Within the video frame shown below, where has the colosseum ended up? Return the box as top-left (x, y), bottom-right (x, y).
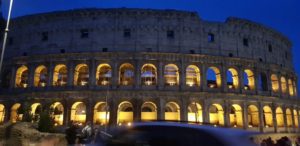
top-left (0, 8), bottom-right (298, 133)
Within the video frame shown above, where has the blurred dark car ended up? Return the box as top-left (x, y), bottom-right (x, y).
top-left (105, 122), bottom-right (257, 146)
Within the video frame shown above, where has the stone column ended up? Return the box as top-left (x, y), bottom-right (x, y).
top-left (10, 65), bottom-right (17, 88)
top-left (63, 99), bottom-right (71, 126)
top-left (180, 62), bottom-right (186, 90)
top-left (272, 104), bottom-right (278, 133)
top-left (291, 107), bottom-right (296, 130)
top-left (112, 61), bottom-right (119, 89)
top-left (266, 70), bottom-right (272, 95)
top-left (203, 100), bottom-right (210, 124)
top-left (278, 73), bottom-right (283, 97)
top-left (221, 65), bottom-right (228, 92)
top-left (243, 102), bottom-right (248, 130)
top-left (258, 103), bottom-right (264, 132)
top-left (86, 98), bottom-right (93, 124)
top-left (89, 59), bottom-right (96, 88)
top-left (4, 105), bottom-right (10, 122)
top-left (254, 69), bottom-right (260, 94)
top-left (238, 67), bottom-right (244, 93)
top-left (283, 106), bottom-right (288, 132)
top-left (28, 64), bottom-right (35, 88)
top-left (158, 61), bottom-right (164, 89)
top-left (67, 61), bottom-right (74, 87)
top-left (180, 97), bottom-right (187, 121)
top-left (157, 98), bottom-right (165, 120)
top-left (108, 98), bottom-right (118, 126)
top-left (47, 62), bottom-right (54, 87)
top-left (201, 65), bottom-right (207, 91)
top-left (133, 99), bottom-right (141, 122)
top-left (134, 60), bottom-right (141, 89)
top-left (224, 101), bottom-right (230, 127)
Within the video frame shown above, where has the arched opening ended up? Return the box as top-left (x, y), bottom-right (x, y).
top-left (186, 65), bottom-right (200, 87)
top-left (31, 103), bottom-right (42, 122)
top-left (230, 104), bottom-right (243, 127)
top-left (96, 64), bottom-right (112, 86)
top-left (244, 69), bottom-right (255, 90)
top-left (288, 79), bottom-right (294, 96)
top-left (164, 64), bottom-right (179, 86)
top-left (294, 109), bottom-right (299, 127)
top-left (209, 104), bottom-right (224, 126)
top-left (93, 102), bottom-right (109, 125)
top-left (248, 105), bottom-right (259, 127)
top-left (0, 104), bottom-right (5, 124)
top-left (187, 102), bottom-right (202, 123)
top-left (207, 67), bottom-right (221, 88)
top-left (258, 73), bottom-right (268, 91)
top-left (263, 106), bottom-right (273, 127)
top-left (70, 102), bottom-right (86, 125)
top-left (117, 101), bottom-right (133, 124)
top-left (15, 66), bottom-right (29, 88)
top-left (227, 68), bottom-right (239, 89)
top-left (74, 64), bottom-right (89, 86)
top-left (119, 63), bottom-right (134, 86)
top-left (286, 108), bottom-right (293, 127)
top-left (281, 77), bottom-right (287, 94)
top-left (50, 102), bottom-right (64, 126)
top-left (275, 107), bottom-right (284, 127)
top-left (34, 65), bottom-right (48, 87)
top-left (271, 74), bottom-right (279, 92)
top-left (10, 103), bottom-right (21, 123)
top-left (294, 81), bottom-right (297, 96)
top-left (165, 102), bottom-right (180, 121)
top-left (141, 64), bottom-right (157, 86)
top-left (141, 102), bottom-right (157, 121)
top-left (53, 64), bottom-right (67, 86)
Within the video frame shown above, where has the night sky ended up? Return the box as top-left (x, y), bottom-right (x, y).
top-left (2, 0), bottom-right (300, 92)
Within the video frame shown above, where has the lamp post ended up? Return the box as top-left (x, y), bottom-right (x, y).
top-left (0, 0), bottom-right (14, 82)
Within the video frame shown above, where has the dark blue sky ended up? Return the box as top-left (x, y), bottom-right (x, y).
top-left (2, 0), bottom-right (300, 91)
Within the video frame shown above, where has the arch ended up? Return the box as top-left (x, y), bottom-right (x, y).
top-left (207, 67), bottom-right (221, 88)
top-left (15, 66), bottom-right (29, 88)
top-left (230, 104), bottom-right (243, 127)
top-left (294, 109), bottom-right (299, 127)
top-left (186, 65), bottom-right (200, 87)
top-left (117, 101), bottom-right (133, 124)
top-left (286, 108), bottom-right (293, 127)
top-left (244, 69), bottom-right (255, 90)
top-left (141, 64), bottom-right (157, 86)
top-left (164, 64), bottom-right (179, 86)
top-left (74, 64), bottom-right (89, 86)
top-left (288, 79), bottom-right (294, 96)
top-left (53, 64), bottom-right (67, 86)
top-left (263, 106), bottom-right (273, 127)
top-left (50, 102), bottom-right (64, 126)
top-left (0, 104), bottom-right (5, 124)
top-left (165, 102), bottom-right (180, 121)
top-left (247, 105), bottom-right (259, 127)
top-left (293, 81), bottom-right (297, 96)
top-left (31, 103), bottom-right (42, 122)
top-left (275, 107), bottom-right (284, 127)
top-left (281, 77), bottom-right (287, 93)
top-left (96, 64), bottom-right (112, 86)
top-left (119, 63), bottom-right (134, 86)
top-left (271, 74), bottom-right (279, 92)
top-left (187, 102), bottom-right (202, 123)
top-left (227, 68), bottom-right (239, 89)
top-left (209, 104), bottom-right (224, 126)
top-left (259, 72), bottom-right (268, 91)
top-left (70, 102), bottom-right (86, 125)
top-left (34, 65), bottom-right (48, 87)
top-left (93, 102), bottom-right (109, 125)
top-left (141, 102), bottom-right (157, 121)
top-left (10, 103), bottom-right (21, 123)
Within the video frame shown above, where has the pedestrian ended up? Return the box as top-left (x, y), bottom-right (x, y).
top-left (79, 121), bottom-right (93, 144)
top-left (65, 121), bottom-right (78, 145)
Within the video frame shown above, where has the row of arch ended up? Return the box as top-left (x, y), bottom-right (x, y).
top-left (14, 63), bottom-right (297, 96)
top-left (0, 102), bottom-right (298, 129)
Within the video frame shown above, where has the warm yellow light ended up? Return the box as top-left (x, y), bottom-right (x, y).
top-left (118, 123), bottom-right (122, 126)
top-left (265, 125), bottom-right (269, 128)
top-left (214, 124), bottom-right (217, 127)
top-left (122, 81), bottom-right (129, 85)
top-left (234, 124), bottom-right (237, 127)
top-left (228, 85), bottom-right (233, 89)
top-left (209, 84), bottom-right (215, 88)
top-left (41, 82), bottom-right (46, 87)
top-left (127, 122), bottom-right (132, 126)
top-left (187, 82), bottom-right (194, 87)
top-left (23, 83), bottom-right (28, 88)
top-left (81, 81), bottom-right (88, 86)
top-left (244, 86), bottom-right (249, 90)
top-left (101, 80), bottom-right (109, 85)
top-left (144, 81), bottom-right (152, 85)
top-left (248, 125), bottom-right (253, 128)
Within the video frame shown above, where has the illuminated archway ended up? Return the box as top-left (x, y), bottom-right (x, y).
top-left (244, 69), bottom-right (255, 90)
top-left (271, 74), bottom-right (279, 92)
top-left (230, 104), bottom-right (243, 127)
top-left (141, 64), bottom-right (157, 86)
top-left (186, 65), bottom-right (200, 87)
top-left (227, 68), bottom-right (239, 89)
top-left (50, 102), bottom-right (64, 126)
top-left (93, 102), bottom-right (109, 125)
top-left (0, 104), bottom-right (5, 124)
top-left (263, 106), bottom-right (273, 127)
top-left (275, 107), bottom-right (284, 127)
top-left (281, 77), bottom-right (287, 93)
top-left (141, 102), bottom-right (157, 121)
top-left (165, 102), bottom-right (180, 121)
top-left (248, 105), bottom-right (259, 127)
top-left (288, 79), bottom-right (294, 96)
top-left (96, 64), bottom-right (112, 86)
top-left (294, 109), bottom-right (299, 127)
top-left (10, 103), bottom-right (21, 123)
top-left (187, 102), bottom-right (202, 123)
top-left (207, 67), bottom-right (221, 88)
top-left (209, 104), bottom-right (224, 126)
top-left (164, 64), bottom-right (179, 86)
top-left (117, 101), bottom-right (133, 124)
top-left (15, 66), bottom-right (29, 88)
top-left (119, 63), bottom-right (134, 86)
top-left (70, 102), bottom-right (86, 125)
top-left (53, 64), bottom-right (67, 86)
top-left (258, 73), bottom-right (268, 91)
top-left (286, 108), bottom-right (293, 127)
top-left (74, 64), bottom-right (89, 86)
top-left (34, 65), bottom-right (48, 87)
top-left (31, 103), bottom-right (42, 122)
